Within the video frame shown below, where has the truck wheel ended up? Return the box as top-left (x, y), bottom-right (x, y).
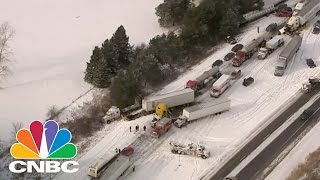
top-left (201, 155), bottom-right (207, 159)
top-left (107, 120), bottom-right (111, 124)
top-left (171, 150), bottom-right (177, 154)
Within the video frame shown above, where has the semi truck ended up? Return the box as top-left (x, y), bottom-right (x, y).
top-left (87, 153), bottom-right (132, 179)
top-left (142, 88), bottom-right (195, 112)
top-left (210, 74), bottom-right (231, 98)
top-left (169, 141), bottom-right (210, 159)
top-left (274, 35), bottom-right (302, 76)
top-left (283, 0), bottom-right (320, 32)
top-left (231, 31), bottom-right (274, 66)
top-left (103, 96), bottom-right (142, 123)
top-left (174, 98), bottom-right (231, 128)
top-left (186, 66), bottom-right (221, 91)
top-left (257, 36), bottom-right (285, 59)
top-left (150, 117), bottom-right (173, 138)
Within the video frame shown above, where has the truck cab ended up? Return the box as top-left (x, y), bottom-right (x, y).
top-left (150, 117), bottom-right (172, 138)
top-left (103, 106), bottom-right (121, 124)
top-left (257, 48), bottom-right (268, 59)
top-left (231, 51), bottom-right (246, 67)
top-left (274, 58), bottom-right (287, 76)
top-left (174, 116), bottom-right (187, 128)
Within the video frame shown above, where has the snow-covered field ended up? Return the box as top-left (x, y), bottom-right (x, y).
top-left (266, 121), bottom-right (320, 180)
top-left (0, 0), bottom-right (165, 143)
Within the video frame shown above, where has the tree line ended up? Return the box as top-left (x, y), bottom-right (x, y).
top-left (84, 0), bottom-right (263, 108)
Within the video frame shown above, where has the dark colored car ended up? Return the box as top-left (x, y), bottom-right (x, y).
top-left (212, 60), bottom-right (223, 67)
top-left (231, 69), bottom-right (241, 80)
top-left (243, 77), bottom-right (254, 86)
top-left (301, 109), bottom-right (314, 120)
top-left (306, 58), bottom-right (316, 68)
top-left (224, 52), bottom-right (235, 61)
top-left (231, 44), bottom-right (244, 52)
top-left (226, 36), bottom-right (237, 44)
top-left (266, 23), bottom-right (278, 32)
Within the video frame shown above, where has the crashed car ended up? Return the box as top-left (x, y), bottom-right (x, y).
top-left (231, 44), bottom-right (244, 52)
top-left (243, 77), bottom-right (254, 86)
top-left (212, 59), bottom-right (223, 67)
top-left (224, 52), bottom-right (235, 61)
top-left (301, 109), bottom-right (314, 120)
top-left (306, 58), bottom-right (316, 68)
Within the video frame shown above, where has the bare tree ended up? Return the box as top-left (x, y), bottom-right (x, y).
top-left (46, 105), bottom-right (61, 120)
top-left (0, 22), bottom-right (15, 81)
top-left (11, 121), bottom-right (22, 142)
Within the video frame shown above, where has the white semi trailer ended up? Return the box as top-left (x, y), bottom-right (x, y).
top-left (274, 35), bottom-right (302, 76)
top-left (257, 36), bottom-right (284, 59)
top-left (174, 98), bottom-right (231, 128)
top-left (210, 74), bottom-right (231, 97)
top-left (142, 88), bottom-right (195, 112)
top-left (284, 0), bottom-right (320, 32)
top-left (87, 153), bottom-right (132, 179)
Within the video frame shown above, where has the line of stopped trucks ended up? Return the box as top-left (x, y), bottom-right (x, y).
top-left (102, 0), bottom-right (320, 141)
top-left (88, 1), bottom-right (320, 179)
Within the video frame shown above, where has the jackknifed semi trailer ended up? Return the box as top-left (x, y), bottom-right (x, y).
top-left (142, 88), bottom-right (195, 112)
top-left (174, 98), bottom-right (231, 128)
top-left (274, 35), bottom-right (302, 76)
top-left (282, 0), bottom-right (320, 33)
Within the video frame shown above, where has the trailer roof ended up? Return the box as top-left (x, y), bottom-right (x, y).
top-left (279, 35), bottom-right (302, 58)
top-left (144, 88), bottom-right (194, 102)
top-left (298, 0), bottom-right (320, 17)
top-left (212, 74), bottom-right (230, 88)
top-left (89, 152), bottom-right (117, 170)
top-left (184, 98), bottom-right (230, 113)
top-left (267, 35), bottom-right (283, 45)
top-left (156, 117), bottom-right (172, 126)
top-left (195, 66), bottom-right (219, 82)
top-left (100, 155), bottom-right (130, 179)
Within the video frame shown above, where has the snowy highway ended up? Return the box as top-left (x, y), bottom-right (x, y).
top-left (51, 1), bottom-right (320, 180)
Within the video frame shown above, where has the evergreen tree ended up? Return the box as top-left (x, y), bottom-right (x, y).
top-left (156, 0), bottom-right (193, 27)
top-left (110, 70), bottom-right (142, 108)
top-left (84, 46), bottom-right (102, 84)
top-left (218, 5), bottom-right (242, 37)
top-left (110, 25), bottom-right (131, 69)
top-left (101, 39), bottom-right (116, 75)
top-left (84, 46), bottom-right (112, 88)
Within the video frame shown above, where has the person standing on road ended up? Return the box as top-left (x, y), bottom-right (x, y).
top-left (130, 126), bottom-right (131, 132)
top-left (143, 125), bottom-right (146, 131)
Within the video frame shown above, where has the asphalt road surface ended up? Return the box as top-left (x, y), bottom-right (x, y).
top-left (206, 89), bottom-right (319, 180)
top-left (236, 95), bottom-right (320, 180)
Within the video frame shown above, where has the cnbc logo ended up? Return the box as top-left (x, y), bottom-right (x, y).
top-left (9, 120), bottom-right (79, 173)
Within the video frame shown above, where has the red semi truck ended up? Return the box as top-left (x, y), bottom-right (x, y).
top-left (150, 117), bottom-right (172, 138)
top-left (231, 31), bottom-right (274, 67)
top-left (186, 66), bottom-right (221, 91)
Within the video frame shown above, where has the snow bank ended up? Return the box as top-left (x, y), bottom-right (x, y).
top-left (0, 0), bottom-right (165, 142)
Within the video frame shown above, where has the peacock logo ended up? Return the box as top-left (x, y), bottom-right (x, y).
top-left (10, 120), bottom-right (77, 159)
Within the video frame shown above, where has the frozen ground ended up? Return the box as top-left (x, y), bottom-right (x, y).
top-left (0, 0), bottom-right (165, 143)
top-left (265, 121), bottom-right (320, 180)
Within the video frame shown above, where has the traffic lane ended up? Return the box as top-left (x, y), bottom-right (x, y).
top-left (209, 90), bottom-right (318, 180)
top-left (236, 95), bottom-right (320, 180)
